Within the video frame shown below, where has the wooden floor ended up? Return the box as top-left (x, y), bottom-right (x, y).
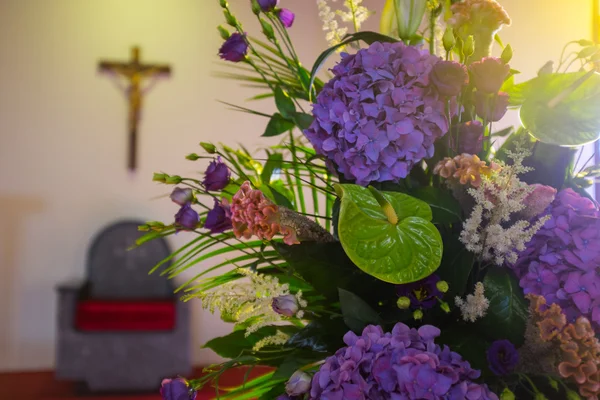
top-left (0, 367), bottom-right (271, 400)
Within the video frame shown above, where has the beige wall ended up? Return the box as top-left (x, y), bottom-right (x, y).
top-left (0, 0), bottom-right (593, 371)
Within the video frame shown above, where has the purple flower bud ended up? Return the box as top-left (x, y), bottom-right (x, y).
top-left (276, 396), bottom-right (292, 400)
top-left (474, 91), bottom-right (509, 122)
top-left (285, 370), bottom-right (311, 396)
top-left (170, 187), bottom-right (193, 206)
top-left (160, 378), bottom-right (196, 400)
top-left (203, 157), bottom-right (230, 191)
top-left (272, 294), bottom-right (299, 317)
top-left (395, 274), bottom-right (442, 309)
top-left (175, 203), bottom-right (200, 230)
top-left (257, 0), bottom-right (278, 11)
top-left (429, 60), bottom-right (469, 97)
top-left (469, 57), bottom-right (510, 94)
top-left (487, 340), bottom-right (519, 376)
top-left (218, 33), bottom-right (248, 63)
top-left (204, 199), bottom-right (233, 234)
top-left (278, 8), bottom-right (295, 28)
top-left (456, 121), bottom-right (485, 154)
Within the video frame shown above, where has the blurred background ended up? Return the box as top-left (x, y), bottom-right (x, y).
top-left (0, 0), bottom-right (595, 397)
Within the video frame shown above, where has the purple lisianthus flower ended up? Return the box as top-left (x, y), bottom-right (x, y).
top-left (272, 294), bottom-right (299, 317)
top-left (454, 120), bottom-right (484, 154)
top-left (160, 378), bottom-right (196, 400)
top-left (486, 340), bottom-right (519, 376)
top-left (304, 41), bottom-right (449, 186)
top-left (429, 60), bottom-right (469, 97)
top-left (395, 274), bottom-right (442, 309)
top-left (204, 199), bottom-right (232, 234)
top-left (286, 371), bottom-right (311, 396)
top-left (257, 0), bottom-right (278, 11)
top-left (278, 8), bottom-right (295, 28)
top-left (474, 91), bottom-right (509, 122)
top-left (469, 57), bottom-right (510, 94)
top-left (310, 323), bottom-right (498, 400)
top-left (218, 33), bottom-right (248, 63)
top-left (170, 187), bottom-right (193, 206)
top-left (175, 203), bottom-right (200, 230)
top-left (203, 157), bottom-right (230, 191)
top-left (513, 189), bottom-right (600, 328)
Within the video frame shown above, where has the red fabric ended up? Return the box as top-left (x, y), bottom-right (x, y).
top-left (75, 300), bottom-right (176, 332)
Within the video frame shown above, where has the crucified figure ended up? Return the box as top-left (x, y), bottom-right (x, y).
top-left (99, 47), bottom-right (171, 171)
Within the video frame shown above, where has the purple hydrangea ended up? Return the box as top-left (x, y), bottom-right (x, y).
top-left (513, 189), bottom-right (600, 328)
top-left (304, 42), bottom-right (449, 186)
top-left (309, 323), bottom-right (498, 400)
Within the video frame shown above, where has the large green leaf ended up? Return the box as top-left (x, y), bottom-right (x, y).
top-left (336, 184), bottom-right (443, 284)
top-left (408, 187), bottom-right (462, 224)
top-left (514, 71), bottom-right (600, 146)
top-left (339, 288), bottom-right (383, 333)
top-left (262, 113), bottom-right (295, 137)
top-left (435, 237), bottom-right (474, 299)
top-left (286, 319), bottom-right (347, 353)
top-left (274, 87), bottom-right (296, 119)
top-left (478, 268), bottom-right (528, 346)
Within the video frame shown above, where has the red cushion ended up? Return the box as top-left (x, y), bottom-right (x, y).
top-left (75, 300), bottom-right (176, 332)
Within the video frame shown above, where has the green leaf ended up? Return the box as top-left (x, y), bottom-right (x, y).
top-left (339, 288), bottom-right (383, 333)
top-left (478, 268), bottom-right (528, 346)
top-left (204, 325), bottom-right (299, 359)
top-left (291, 112), bottom-right (314, 130)
top-left (286, 319), bottom-right (347, 353)
top-left (437, 326), bottom-right (490, 373)
top-left (336, 184), bottom-right (443, 284)
top-left (266, 183), bottom-right (295, 209)
top-left (408, 187), bottom-right (462, 224)
top-left (309, 31), bottom-right (399, 100)
top-left (261, 153), bottom-right (283, 184)
top-left (516, 72), bottom-right (600, 146)
top-left (435, 238), bottom-right (474, 299)
top-left (263, 113), bottom-right (295, 137)
top-left (274, 87), bottom-right (296, 119)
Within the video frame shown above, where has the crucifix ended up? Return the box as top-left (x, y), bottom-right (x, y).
top-left (99, 46), bottom-right (171, 171)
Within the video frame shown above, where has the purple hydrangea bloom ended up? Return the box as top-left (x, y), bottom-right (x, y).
top-left (486, 340), bottom-right (519, 376)
top-left (160, 378), bottom-right (196, 400)
top-left (395, 274), bottom-right (442, 309)
top-left (203, 157), bottom-right (231, 191)
top-left (257, 0), bottom-right (278, 11)
top-left (513, 189), bottom-right (600, 328)
top-left (304, 42), bottom-right (449, 186)
top-left (278, 8), bottom-right (295, 28)
top-left (175, 203), bottom-right (200, 230)
top-left (309, 323), bottom-right (498, 400)
top-left (218, 33), bottom-right (248, 63)
top-left (204, 200), bottom-right (232, 234)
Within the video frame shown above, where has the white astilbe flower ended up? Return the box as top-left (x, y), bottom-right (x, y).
top-left (252, 330), bottom-right (290, 351)
top-left (317, 0), bottom-right (348, 46)
top-left (192, 269), bottom-right (306, 337)
top-left (336, 0), bottom-right (371, 31)
top-left (455, 282), bottom-right (489, 322)
top-left (459, 147), bottom-right (550, 265)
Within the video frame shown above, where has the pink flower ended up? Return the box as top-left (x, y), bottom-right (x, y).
top-left (474, 91), bottom-right (509, 122)
top-left (430, 61), bottom-right (469, 97)
top-left (230, 181), bottom-right (298, 245)
top-left (469, 57), bottom-right (510, 94)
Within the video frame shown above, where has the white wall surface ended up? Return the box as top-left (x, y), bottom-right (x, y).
top-left (0, 0), bottom-right (594, 371)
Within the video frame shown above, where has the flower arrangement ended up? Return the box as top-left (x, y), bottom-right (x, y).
top-left (142, 1), bottom-right (600, 399)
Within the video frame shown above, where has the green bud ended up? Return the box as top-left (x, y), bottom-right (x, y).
top-left (442, 27), bottom-right (455, 52)
top-left (534, 393), bottom-right (548, 400)
top-left (463, 35), bottom-right (475, 58)
top-left (147, 221), bottom-right (165, 228)
top-left (440, 301), bottom-right (451, 313)
top-left (200, 142), bottom-right (217, 154)
top-left (413, 309), bottom-right (423, 320)
top-left (186, 153), bottom-right (200, 161)
top-left (138, 224), bottom-right (150, 232)
top-left (219, 0), bottom-right (228, 8)
top-left (397, 296), bottom-right (411, 309)
top-left (436, 280), bottom-right (449, 293)
top-left (250, 0), bottom-right (261, 15)
top-left (152, 172), bottom-right (167, 183)
top-left (501, 44), bottom-right (513, 64)
top-left (217, 25), bottom-right (230, 40)
top-left (577, 39), bottom-right (594, 47)
top-left (260, 18), bottom-right (275, 40)
top-left (499, 388), bottom-right (516, 400)
top-left (165, 175), bottom-right (183, 184)
top-left (566, 390), bottom-right (582, 400)
top-left (223, 9), bottom-right (237, 27)
top-left (547, 378), bottom-right (559, 391)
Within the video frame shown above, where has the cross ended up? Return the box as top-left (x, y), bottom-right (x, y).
top-left (99, 46), bottom-right (171, 171)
